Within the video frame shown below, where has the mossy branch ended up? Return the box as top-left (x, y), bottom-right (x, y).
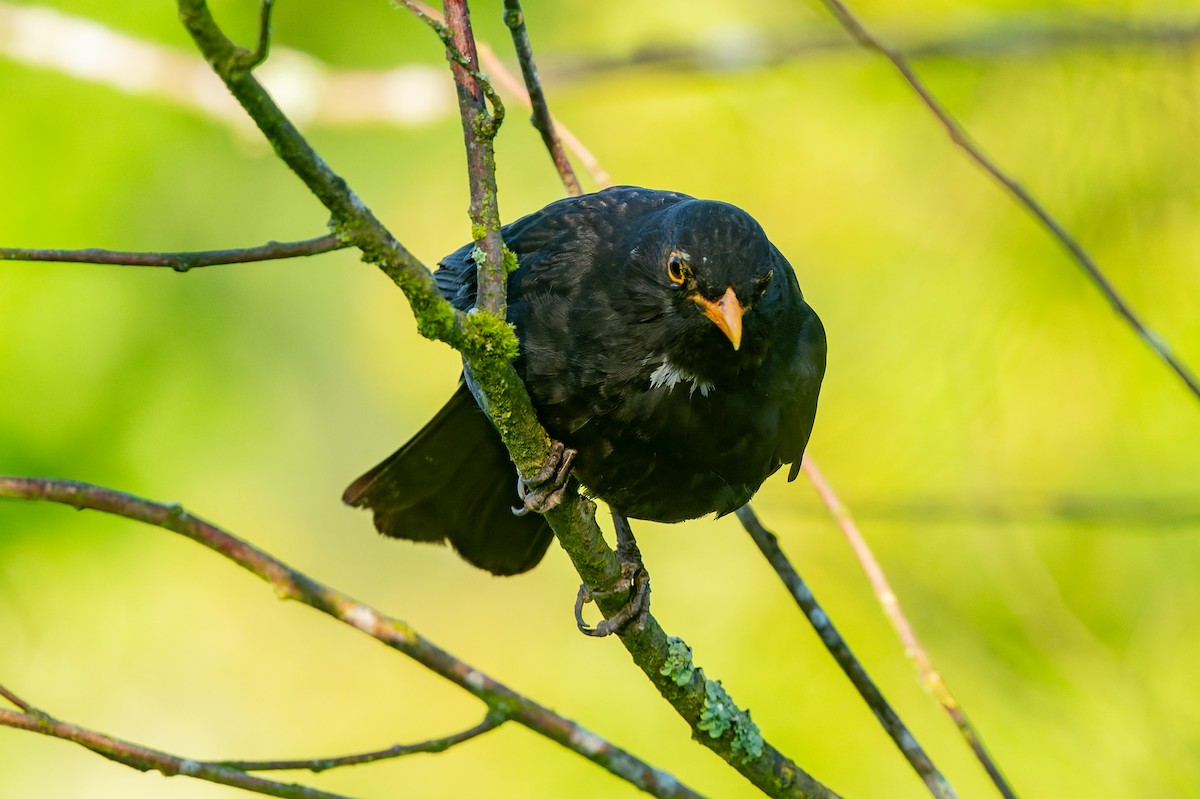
top-left (404, 0), bottom-right (509, 317)
top-left (175, 1), bottom-right (841, 795)
top-left (176, 0), bottom-right (545, 476)
top-left (816, 0), bottom-right (1200, 403)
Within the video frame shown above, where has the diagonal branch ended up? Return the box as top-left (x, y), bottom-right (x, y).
top-left (405, 0), bottom-right (598, 194)
top-left (800, 458), bottom-right (1019, 799)
top-left (737, 506), bottom-right (957, 799)
top-left (0, 683), bottom-right (34, 712)
top-left (0, 234), bottom-right (347, 271)
top-left (501, 0), bottom-right (582, 195)
top-left (176, 0), bottom-right (551, 481)
top-left (0, 476), bottom-right (706, 799)
top-left (816, 0), bottom-right (1200, 403)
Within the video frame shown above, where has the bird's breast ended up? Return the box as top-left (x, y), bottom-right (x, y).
top-left (525, 352), bottom-right (784, 522)
top-left (645, 355), bottom-right (715, 398)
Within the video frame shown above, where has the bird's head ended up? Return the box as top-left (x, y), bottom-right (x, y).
top-left (630, 198), bottom-right (784, 365)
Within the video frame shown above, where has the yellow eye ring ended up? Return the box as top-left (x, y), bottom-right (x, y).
top-left (667, 253), bottom-right (687, 285)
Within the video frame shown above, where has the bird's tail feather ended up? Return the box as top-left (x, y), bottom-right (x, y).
top-left (342, 383), bottom-right (554, 576)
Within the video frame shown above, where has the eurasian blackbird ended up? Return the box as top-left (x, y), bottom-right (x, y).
top-left (344, 186), bottom-right (826, 578)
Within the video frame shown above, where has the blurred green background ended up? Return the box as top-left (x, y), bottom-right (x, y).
top-left (2, 1), bottom-right (1199, 797)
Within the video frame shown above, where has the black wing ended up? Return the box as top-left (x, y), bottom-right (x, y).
top-left (782, 302), bottom-right (827, 480)
top-left (342, 383), bottom-right (554, 575)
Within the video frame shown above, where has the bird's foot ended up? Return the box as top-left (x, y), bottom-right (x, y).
top-left (574, 518), bottom-right (650, 637)
top-left (512, 440), bottom-right (577, 516)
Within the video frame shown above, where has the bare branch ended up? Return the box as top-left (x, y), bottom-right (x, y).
top-left (211, 712), bottom-right (505, 773)
top-left (477, 42), bottom-right (612, 189)
top-left (815, 0), bottom-right (1200, 403)
top-left (0, 234), bottom-right (347, 271)
top-left (737, 506), bottom-right (957, 799)
top-left (0, 476), bottom-right (707, 799)
top-left (247, 0), bottom-right (275, 69)
top-left (501, 0), bottom-right (581, 195)
top-left (799, 458), bottom-right (1019, 799)
top-left (0, 689), bottom-right (353, 799)
top-left (0, 683), bottom-right (34, 712)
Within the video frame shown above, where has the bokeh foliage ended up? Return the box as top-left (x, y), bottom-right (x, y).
top-left (2, 1), bottom-right (1198, 797)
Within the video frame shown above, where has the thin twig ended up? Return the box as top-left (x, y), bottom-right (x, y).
top-left (211, 712), bottom-right (505, 773)
top-left (246, 0), bottom-right (275, 69)
top-left (0, 683), bottom-right (34, 712)
top-left (0, 700), bottom-right (352, 799)
top-left (476, 43), bottom-right (611, 188)
top-left (800, 458), bottom-right (1019, 799)
top-left (549, 20), bottom-right (1200, 77)
top-left (409, 0), bottom-right (608, 192)
top-left (0, 234), bottom-right (347, 271)
top-left (9, 6), bottom-right (1200, 139)
top-left (0, 476), bottom-right (707, 799)
top-left (736, 506), bottom-right (957, 799)
top-left (501, 0), bottom-right (581, 195)
top-left (816, 0), bottom-right (1200, 402)
top-left (396, 0), bottom-right (505, 127)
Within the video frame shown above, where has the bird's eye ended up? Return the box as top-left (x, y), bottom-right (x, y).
top-left (754, 270), bottom-right (774, 297)
top-left (667, 253), bottom-right (687, 285)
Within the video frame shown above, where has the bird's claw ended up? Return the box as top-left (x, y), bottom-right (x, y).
top-left (512, 440), bottom-right (577, 516)
top-left (575, 557), bottom-right (651, 637)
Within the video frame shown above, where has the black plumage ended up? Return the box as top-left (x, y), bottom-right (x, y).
top-left (344, 186), bottom-right (826, 575)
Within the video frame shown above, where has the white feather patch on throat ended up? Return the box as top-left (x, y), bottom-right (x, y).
top-left (648, 357), bottom-right (715, 397)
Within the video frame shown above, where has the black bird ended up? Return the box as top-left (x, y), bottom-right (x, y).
top-left (344, 186), bottom-right (826, 579)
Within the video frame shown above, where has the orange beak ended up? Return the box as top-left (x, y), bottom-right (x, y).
top-left (691, 286), bottom-right (743, 350)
